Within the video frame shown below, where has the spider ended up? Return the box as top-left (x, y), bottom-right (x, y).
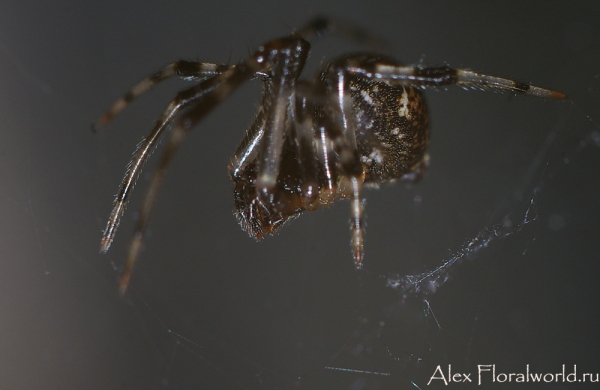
top-left (97, 17), bottom-right (565, 294)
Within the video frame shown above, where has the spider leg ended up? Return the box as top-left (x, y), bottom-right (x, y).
top-left (315, 117), bottom-right (338, 204)
top-left (117, 112), bottom-right (192, 294)
top-left (255, 86), bottom-right (290, 194)
top-left (97, 61), bottom-right (232, 126)
top-left (254, 39), bottom-right (311, 199)
top-left (320, 67), bottom-right (366, 268)
top-left (116, 62), bottom-right (265, 293)
top-left (101, 64), bottom-right (256, 255)
top-left (228, 78), bottom-right (273, 179)
top-left (292, 82), bottom-right (322, 209)
top-left (346, 62), bottom-right (566, 99)
top-left (294, 16), bottom-right (387, 49)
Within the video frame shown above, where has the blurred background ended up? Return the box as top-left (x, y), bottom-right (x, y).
top-left (0, 1), bottom-right (598, 389)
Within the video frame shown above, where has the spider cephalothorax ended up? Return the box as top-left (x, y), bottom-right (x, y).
top-left (97, 17), bottom-right (565, 293)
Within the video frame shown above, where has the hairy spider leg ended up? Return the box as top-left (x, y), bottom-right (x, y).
top-left (97, 61), bottom-right (232, 126)
top-left (347, 63), bottom-right (566, 99)
top-left (319, 65), bottom-right (367, 268)
top-left (115, 63), bottom-right (263, 294)
top-left (228, 78), bottom-right (273, 178)
top-left (115, 114), bottom-right (197, 293)
top-left (100, 66), bottom-right (243, 253)
top-left (101, 64), bottom-right (261, 293)
top-left (291, 82), bottom-right (320, 209)
top-left (314, 116), bottom-right (339, 204)
top-left (254, 38), bottom-right (311, 201)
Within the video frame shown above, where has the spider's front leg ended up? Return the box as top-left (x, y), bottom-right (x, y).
top-left (97, 60), bottom-right (232, 127)
top-left (107, 65), bottom-right (255, 294)
top-left (101, 54), bottom-right (274, 293)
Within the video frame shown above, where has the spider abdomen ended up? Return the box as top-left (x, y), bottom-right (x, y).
top-left (350, 76), bottom-right (429, 184)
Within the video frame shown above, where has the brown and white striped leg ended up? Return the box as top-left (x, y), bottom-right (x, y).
top-left (321, 67), bottom-right (366, 268)
top-left (118, 117), bottom-right (191, 294)
top-left (292, 82), bottom-right (320, 209)
top-left (101, 65), bottom-right (253, 255)
top-left (97, 61), bottom-right (232, 126)
top-left (346, 63), bottom-right (566, 99)
top-left (228, 78), bottom-right (273, 179)
top-left (335, 70), bottom-right (366, 269)
top-left (314, 113), bottom-right (338, 205)
top-left (115, 63), bottom-right (264, 293)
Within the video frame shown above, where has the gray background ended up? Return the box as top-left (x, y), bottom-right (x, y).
top-left (0, 1), bottom-right (598, 389)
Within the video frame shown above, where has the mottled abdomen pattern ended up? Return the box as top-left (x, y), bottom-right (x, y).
top-left (351, 77), bottom-right (429, 184)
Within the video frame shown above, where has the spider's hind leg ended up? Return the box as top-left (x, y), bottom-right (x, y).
top-left (318, 65), bottom-right (367, 268)
top-left (347, 61), bottom-right (566, 99)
